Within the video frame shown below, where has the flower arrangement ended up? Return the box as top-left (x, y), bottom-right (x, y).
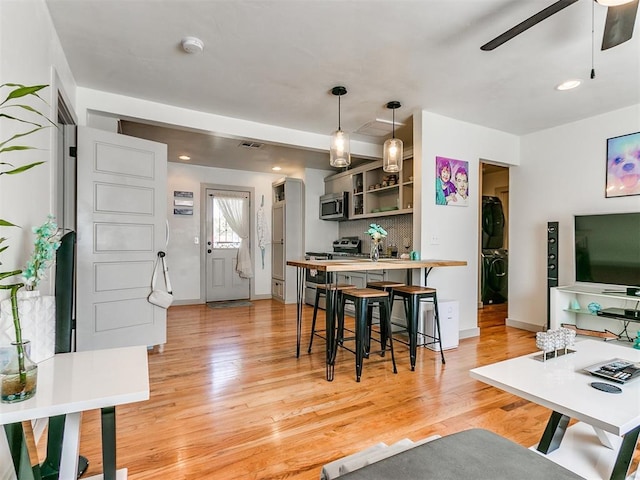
top-left (366, 223), bottom-right (387, 242)
top-left (366, 224), bottom-right (387, 261)
top-left (22, 215), bottom-right (61, 290)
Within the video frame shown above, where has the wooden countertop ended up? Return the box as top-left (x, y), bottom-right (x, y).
top-left (286, 258), bottom-right (467, 272)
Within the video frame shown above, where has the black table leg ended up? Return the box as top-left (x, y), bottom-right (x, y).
top-left (101, 406), bottom-right (116, 480)
top-left (536, 410), bottom-right (570, 454)
top-left (295, 266), bottom-right (304, 358)
top-left (325, 281), bottom-right (336, 381)
top-left (609, 424), bottom-right (640, 480)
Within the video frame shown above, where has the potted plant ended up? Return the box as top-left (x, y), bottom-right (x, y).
top-left (0, 83), bottom-right (55, 403)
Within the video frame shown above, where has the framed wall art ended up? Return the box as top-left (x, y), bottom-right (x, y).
top-left (606, 131), bottom-right (640, 198)
top-left (435, 156), bottom-right (469, 206)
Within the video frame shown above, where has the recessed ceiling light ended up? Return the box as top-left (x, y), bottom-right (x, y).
top-left (272, 166), bottom-right (282, 171)
top-left (178, 155), bottom-right (191, 161)
top-left (556, 79), bottom-right (581, 91)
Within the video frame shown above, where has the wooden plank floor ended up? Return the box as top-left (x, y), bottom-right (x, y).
top-left (74, 301), bottom-right (637, 479)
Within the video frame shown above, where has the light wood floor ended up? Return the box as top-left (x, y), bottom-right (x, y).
top-left (74, 301), bottom-right (636, 479)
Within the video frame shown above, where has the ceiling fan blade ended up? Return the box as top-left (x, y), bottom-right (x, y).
top-left (481, 0), bottom-right (580, 51)
top-left (601, 0), bottom-right (638, 50)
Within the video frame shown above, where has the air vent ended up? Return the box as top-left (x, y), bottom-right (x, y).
top-left (355, 118), bottom-right (405, 137)
top-left (239, 141), bottom-right (264, 149)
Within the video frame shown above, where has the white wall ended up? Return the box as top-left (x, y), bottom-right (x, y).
top-left (302, 168), bottom-right (339, 253)
top-left (0, 0), bottom-right (76, 293)
top-left (0, 1), bottom-right (77, 473)
top-left (509, 104), bottom-right (640, 330)
top-left (416, 111), bottom-right (520, 338)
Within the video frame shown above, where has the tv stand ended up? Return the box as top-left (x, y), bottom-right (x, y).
top-left (551, 285), bottom-right (640, 343)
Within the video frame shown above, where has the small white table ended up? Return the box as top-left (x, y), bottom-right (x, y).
top-left (470, 340), bottom-right (640, 480)
top-left (0, 346), bottom-right (149, 480)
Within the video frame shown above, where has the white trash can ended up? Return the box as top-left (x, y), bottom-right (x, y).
top-left (418, 299), bottom-right (459, 351)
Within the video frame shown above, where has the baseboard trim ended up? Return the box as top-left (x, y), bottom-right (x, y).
top-left (459, 327), bottom-right (479, 339)
top-left (506, 318), bottom-right (543, 332)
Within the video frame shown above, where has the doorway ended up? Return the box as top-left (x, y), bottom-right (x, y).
top-left (479, 163), bottom-right (509, 321)
top-left (55, 84), bottom-right (77, 233)
top-left (204, 188), bottom-right (252, 302)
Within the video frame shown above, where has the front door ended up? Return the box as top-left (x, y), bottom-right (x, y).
top-left (205, 188), bottom-right (251, 302)
top-left (76, 127), bottom-right (167, 351)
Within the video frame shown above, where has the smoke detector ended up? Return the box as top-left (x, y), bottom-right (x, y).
top-left (181, 36), bottom-right (204, 54)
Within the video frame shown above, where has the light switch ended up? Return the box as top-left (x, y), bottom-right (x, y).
top-left (194, 236), bottom-right (199, 244)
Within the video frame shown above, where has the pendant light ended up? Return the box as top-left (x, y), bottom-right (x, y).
top-left (383, 101), bottom-right (403, 173)
top-left (329, 86), bottom-right (351, 168)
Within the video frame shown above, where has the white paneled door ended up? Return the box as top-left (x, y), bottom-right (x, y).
top-left (76, 127), bottom-right (167, 351)
top-left (205, 189), bottom-right (251, 302)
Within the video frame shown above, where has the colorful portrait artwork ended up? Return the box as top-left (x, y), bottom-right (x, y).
top-left (606, 131), bottom-right (640, 198)
top-left (435, 156), bottom-right (469, 207)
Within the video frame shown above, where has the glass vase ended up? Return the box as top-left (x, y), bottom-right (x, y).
top-left (1, 340), bottom-right (38, 403)
top-left (370, 241), bottom-right (380, 262)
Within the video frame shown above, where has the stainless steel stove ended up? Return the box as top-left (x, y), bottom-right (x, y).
top-left (303, 237), bottom-right (362, 308)
top-left (332, 237), bottom-right (361, 255)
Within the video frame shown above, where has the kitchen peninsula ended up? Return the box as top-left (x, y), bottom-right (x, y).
top-left (287, 257), bottom-right (467, 381)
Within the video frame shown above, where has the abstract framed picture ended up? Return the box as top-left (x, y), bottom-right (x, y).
top-left (606, 131), bottom-right (640, 198)
top-left (435, 156), bottom-right (469, 206)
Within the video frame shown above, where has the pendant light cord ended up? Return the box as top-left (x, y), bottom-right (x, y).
top-left (338, 94), bottom-right (341, 130)
top-left (392, 108), bottom-right (395, 139)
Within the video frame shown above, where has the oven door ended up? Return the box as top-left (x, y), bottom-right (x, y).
top-left (306, 267), bottom-right (328, 284)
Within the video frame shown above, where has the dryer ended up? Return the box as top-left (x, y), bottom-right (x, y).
top-left (482, 249), bottom-right (508, 305)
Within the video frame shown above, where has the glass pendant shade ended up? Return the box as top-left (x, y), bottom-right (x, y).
top-left (330, 129), bottom-right (351, 167)
top-left (383, 100), bottom-right (402, 173)
top-left (329, 86), bottom-right (350, 168)
top-left (383, 137), bottom-right (403, 172)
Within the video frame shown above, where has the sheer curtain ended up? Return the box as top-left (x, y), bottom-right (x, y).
top-left (216, 193), bottom-right (253, 279)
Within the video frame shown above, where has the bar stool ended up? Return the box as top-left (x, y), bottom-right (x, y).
top-left (308, 283), bottom-right (355, 354)
top-left (338, 288), bottom-right (397, 382)
top-left (366, 280), bottom-right (405, 306)
top-left (392, 285), bottom-right (445, 370)
top-left (366, 280), bottom-right (405, 352)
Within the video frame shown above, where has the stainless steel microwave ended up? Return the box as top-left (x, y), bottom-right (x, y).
top-left (320, 192), bottom-right (348, 221)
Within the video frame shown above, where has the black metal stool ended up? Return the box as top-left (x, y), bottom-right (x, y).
top-left (338, 288), bottom-right (397, 382)
top-left (366, 280), bottom-right (405, 353)
top-left (308, 283), bottom-right (355, 353)
top-left (392, 285), bottom-right (445, 370)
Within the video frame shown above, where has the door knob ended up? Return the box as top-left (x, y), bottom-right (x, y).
top-left (207, 249), bottom-right (212, 254)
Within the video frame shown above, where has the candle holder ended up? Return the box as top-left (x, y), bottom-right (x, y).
top-left (533, 327), bottom-right (576, 362)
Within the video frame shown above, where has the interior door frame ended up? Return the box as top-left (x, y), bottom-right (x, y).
top-left (199, 182), bottom-right (255, 303)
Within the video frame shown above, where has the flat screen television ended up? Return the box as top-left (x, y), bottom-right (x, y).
top-left (575, 212), bottom-right (640, 287)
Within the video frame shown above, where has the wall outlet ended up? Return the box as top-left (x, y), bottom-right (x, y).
top-left (430, 235), bottom-right (440, 245)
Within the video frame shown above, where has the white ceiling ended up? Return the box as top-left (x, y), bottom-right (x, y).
top-left (46, 0), bottom-right (640, 173)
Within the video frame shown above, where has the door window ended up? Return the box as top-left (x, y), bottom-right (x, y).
top-left (212, 197), bottom-right (242, 248)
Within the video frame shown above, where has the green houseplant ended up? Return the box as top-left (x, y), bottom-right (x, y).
top-left (0, 83), bottom-right (55, 402)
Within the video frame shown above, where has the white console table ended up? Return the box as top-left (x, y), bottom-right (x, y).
top-left (551, 285), bottom-right (640, 339)
top-left (0, 346), bottom-right (149, 480)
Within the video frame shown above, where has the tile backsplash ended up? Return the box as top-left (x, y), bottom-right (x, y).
top-left (338, 214), bottom-right (413, 255)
